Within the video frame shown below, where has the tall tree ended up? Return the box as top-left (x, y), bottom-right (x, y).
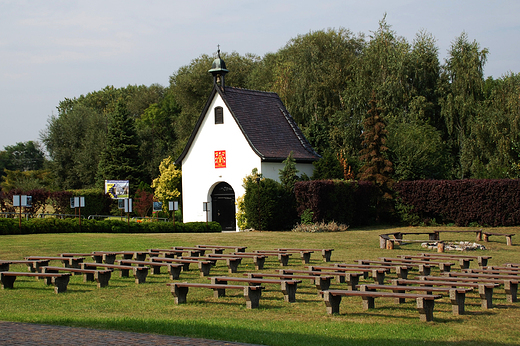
top-left (0, 141), bottom-right (45, 175)
top-left (358, 92), bottom-right (394, 221)
top-left (439, 32), bottom-right (488, 178)
top-left (97, 100), bottom-right (142, 194)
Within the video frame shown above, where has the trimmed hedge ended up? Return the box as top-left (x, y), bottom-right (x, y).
top-left (0, 218), bottom-right (221, 235)
top-left (395, 179), bottom-right (520, 227)
top-left (294, 180), bottom-right (378, 227)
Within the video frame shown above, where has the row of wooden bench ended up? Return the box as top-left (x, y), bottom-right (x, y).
top-left (167, 253), bottom-right (520, 322)
top-left (380, 230), bottom-right (515, 249)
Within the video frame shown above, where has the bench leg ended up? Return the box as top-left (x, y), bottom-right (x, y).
top-left (323, 291), bottom-right (341, 314)
top-left (301, 252), bottom-right (311, 264)
top-left (418, 265), bottom-right (431, 276)
top-left (1, 274), bottom-right (16, 289)
top-left (416, 298), bottom-right (435, 322)
top-left (362, 296), bottom-right (375, 310)
top-left (322, 250), bottom-right (332, 262)
top-left (479, 285), bottom-right (493, 309)
top-left (478, 257), bottom-right (488, 267)
top-left (506, 236), bottom-right (513, 246)
top-left (227, 259), bottom-right (240, 273)
top-left (450, 289), bottom-right (466, 315)
top-left (171, 284), bottom-right (189, 304)
top-left (396, 267), bottom-right (408, 280)
top-left (345, 274), bottom-right (358, 289)
top-left (438, 263), bottom-right (450, 273)
top-left (104, 254), bottom-right (116, 264)
top-left (281, 282), bottom-right (297, 303)
top-left (278, 254), bottom-right (289, 267)
top-left (133, 268), bottom-right (148, 284)
top-left (152, 266), bottom-right (161, 275)
top-left (505, 281), bottom-right (518, 303)
top-left (372, 270), bottom-right (385, 285)
top-left (95, 271), bottom-right (111, 288)
top-left (213, 287), bottom-right (227, 298)
top-left (244, 287), bottom-right (261, 309)
top-left (0, 263), bottom-right (9, 272)
top-left (93, 255), bottom-right (103, 263)
top-left (168, 265), bottom-right (182, 280)
top-left (198, 262), bottom-right (212, 277)
top-left (315, 277), bottom-right (331, 295)
top-left (119, 267), bottom-right (130, 277)
top-left (53, 275), bottom-right (70, 293)
top-left (254, 256), bottom-right (265, 270)
top-left (84, 272), bottom-right (95, 282)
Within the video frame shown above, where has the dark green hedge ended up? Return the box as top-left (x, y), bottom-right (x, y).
top-left (294, 180), bottom-right (378, 226)
top-left (0, 218), bottom-right (221, 235)
top-left (395, 179), bottom-right (520, 226)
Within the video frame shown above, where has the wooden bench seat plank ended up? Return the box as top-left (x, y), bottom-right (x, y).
top-left (41, 266), bottom-right (112, 288)
top-left (81, 263), bottom-right (149, 284)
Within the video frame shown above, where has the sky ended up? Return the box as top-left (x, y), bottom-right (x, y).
top-left (1, 0), bottom-right (519, 150)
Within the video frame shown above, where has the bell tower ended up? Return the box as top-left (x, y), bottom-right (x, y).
top-left (208, 46), bottom-right (229, 91)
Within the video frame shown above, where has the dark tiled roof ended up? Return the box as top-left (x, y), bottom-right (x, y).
top-left (176, 86), bottom-right (321, 165)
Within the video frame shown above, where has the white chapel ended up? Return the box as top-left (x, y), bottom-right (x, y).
top-left (175, 52), bottom-right (321, 231)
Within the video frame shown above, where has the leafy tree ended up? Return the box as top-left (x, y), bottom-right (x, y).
top-left (358, 92), bottom-right (394, 221)
top-left (1, 169), bottom-right (52, 192)
top-left (97, 100), bottom-right (142, 194)
top-left (439, 32), bottom-right (488, 178)
top-left (151, 156), bottom-right (181, 212)
top-left (0, 141), bottom-right (45, 176)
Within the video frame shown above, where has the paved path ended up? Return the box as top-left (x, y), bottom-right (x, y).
top-left (0, 321), bottom-right (264, 346)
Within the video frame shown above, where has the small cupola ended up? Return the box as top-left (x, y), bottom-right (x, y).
top-left (208, 46), bottom-right (229, 90)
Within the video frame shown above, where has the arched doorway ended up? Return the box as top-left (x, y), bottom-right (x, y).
top-left (211, 182), bottom-right (236, 231)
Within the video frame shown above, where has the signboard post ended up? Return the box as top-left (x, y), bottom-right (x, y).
top-left (124, 198), bottom-right (132, 227)
top-left (13, 195), bottom-right (31, 230)
top-left (169, 201), bottom-right (178, 227)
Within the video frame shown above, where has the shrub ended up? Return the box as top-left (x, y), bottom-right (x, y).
top-left (292, 221), bottom-right (349, 233)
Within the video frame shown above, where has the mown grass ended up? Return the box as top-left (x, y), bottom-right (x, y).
top-left (1, 226), bottom-right (520, 345)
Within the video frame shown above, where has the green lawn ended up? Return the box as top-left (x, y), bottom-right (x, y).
top-left (1, 226), bottom-right (519, 345)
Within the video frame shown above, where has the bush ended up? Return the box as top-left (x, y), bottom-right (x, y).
top-left (0, 218), bottom-right (221, 235)
top-left (294, 180), bottom-right (378, 227)
top-left (395, 179), bottom-right (520, 226)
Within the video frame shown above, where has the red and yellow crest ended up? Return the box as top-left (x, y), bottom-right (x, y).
top-left (214, 150), bottom-right (226, 168)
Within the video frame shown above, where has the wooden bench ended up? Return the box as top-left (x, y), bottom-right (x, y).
top-left (308, 265), bottom-right (390, 285)
top-left (180, 256), bottom-right (243, 273)
top-left (443, 272), bottom-right (519, 302)
top-left (418, 253), bottom-right (492, 267)
top-left (81, 263), bottom-right (149, 284)
top-left (150, 257), bottom-right (214, 277)
top-left (379, 255), bottom-right (454, 273)
top-left (280, 269), bottom-right (364, 289)
top-left (196, 245), bottom-right (248, 253)
top-left (167, 282), bottom-right (264, 308)
top-left (148, 249), bottom-right (185, 259)
top-left (395, 278), bottom-right (498, 309)
top-left (207, 253), bottom-right (267, 270)
top-left (253, 251), bottom-right (293, 266)
top-left (277, 248), bottom-right (334, 262)
top-left (172, 247), bottom-right (206, 257)
top-left (379, 233), bottom-right (440, 249)
top-left (321, 289), bottom-right (442, 321)
top-left (0, 272), bottom-right (71, 293)
top-left (245, 272), bottom-right (333, 293)
top-left (89, 251), bottom-right (150, 264)
top-left (209, 276), bottom-right (302, 303)
top-left (394, 255), bottom-right (460, 270)
top-left (336, 263), bottom-right (412, 279)
top-left (360, 283), bottom-right (473, 316)
top-left (0, 259), bottom-right (51, 273)
top-left (465, 267), bottom-right (520, 275)
top-left (25, 256), bottom-right (85, 269)
top-left (482, 232), bottom-right (514, 246)
top-left (273, 249), bottom-right (314, 264)
top-left (432, 229), bottom-right (483, 242)
top-left (41, 266), bottom-right (112, 288)
top-left (357, 259), bottom-right (433, 276)
top-left (116, 259), bottom-right (184, 279)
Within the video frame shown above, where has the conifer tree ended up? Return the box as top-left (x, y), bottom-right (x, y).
top-left (358, 91), bottom-right (394, 221)
top-left (97, 99), bottom-right (142, 194)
